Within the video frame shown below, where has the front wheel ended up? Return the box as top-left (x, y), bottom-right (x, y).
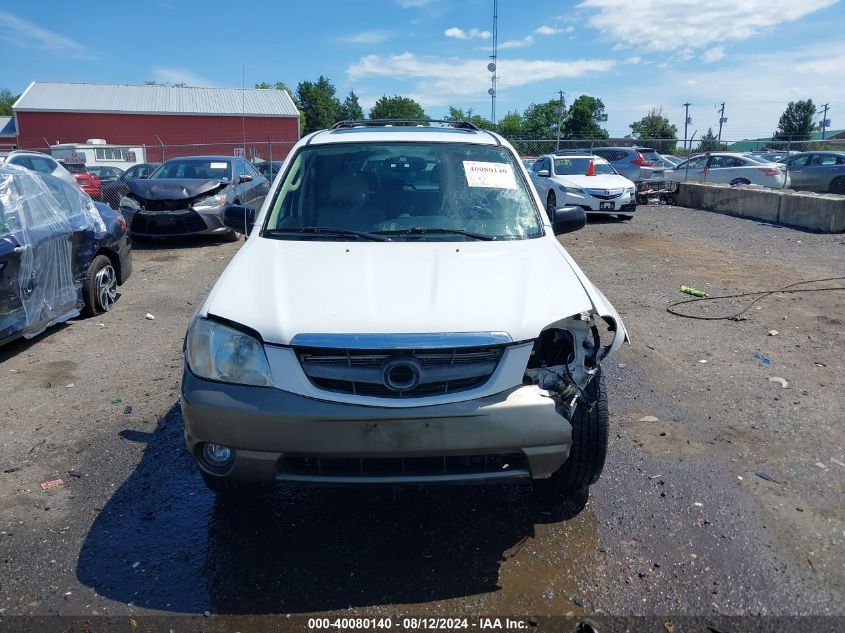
top-left (82, 254), bottom-right (117, 316)
top-left (546, 191), bottom-right (557, 214)
top-left (534, 369), bottom-right (609, 496)
top-left (730, 178), bottom-right (751, 186)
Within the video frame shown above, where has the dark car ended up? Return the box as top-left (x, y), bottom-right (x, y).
top-left (87, 166), bottom-right (124, 183)
top-left (0, 165), bottom-right (132, 346)
top-left (119, 156), bottom-right (269, 239)
top-left (101, 162), bottom-right (160, 209)
top-left (255, 160), bottom-right (283, 181)
top-left (784, 151), bottom-right (845, 193)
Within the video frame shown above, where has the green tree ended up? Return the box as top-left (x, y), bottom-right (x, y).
top-left (697, 127), bottom-right (727, 152)
top-left (773, 99), bottom-right (817, 141)
top-left (0, 88), bottom-right (18, 116)
top-left (369, 95), bottom-right (427, 120)
top-left (296, 75), bottom-right (342, 134)
top-left (562, 95), bottom-right (609, 140)
top-left (339, 90), bottom-right (365, 121)
top-left (444, 106), bottom-right (495, 130)
top-left (521, 100), bottom-right (560, 139)
top-left (630, 107), bottom-right (678, 152)
top-left (496, 111), bottom-right (525, 144)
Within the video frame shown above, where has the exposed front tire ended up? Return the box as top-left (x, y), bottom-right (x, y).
top-left (730, 178), bottom-right (751, 186)
top-left (222, 230), bottom-right (242, 243)
top-left (82, 254), bottom-right (117, 316)
top-left (534, 369), bottom-right (609, 496)
top-left (546, 191), bottom-right (557, 214)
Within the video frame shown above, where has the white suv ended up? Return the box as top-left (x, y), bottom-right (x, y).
top-left (180, 120), bottom-right (627, 503)
top-left (1, 150), bottom-right (78, 187)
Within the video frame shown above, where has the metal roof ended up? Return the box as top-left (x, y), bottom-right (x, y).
top-left (0, 116), bottom-right (15, 136)
top-left (13, 82), bottom-right (299, 118)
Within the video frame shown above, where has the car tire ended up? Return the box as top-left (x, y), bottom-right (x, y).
top-left (546, 191), bottom-right (557, 214)
top-left (534, 369), bottom-right (609, 495)
top-left (82, 254), bottom-right (117, 317)
top-left (730, 178), bottom-right (751, 186)
top-left (829, 177), bottom-right (845, 195)
top-left (200, 471), bottom-right (270, 498)
top-left (222, 230), bottom-right (241, 243)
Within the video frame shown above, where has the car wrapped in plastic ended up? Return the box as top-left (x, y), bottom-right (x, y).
top-left (0, 164), bottom-right (132, 346)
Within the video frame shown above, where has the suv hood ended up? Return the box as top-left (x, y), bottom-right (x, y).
top-left (201, 236), bottom-right (621, 345)
top-left (555, 174), bottom-right (632, 189)
top-left (127, 179), bottom-right (227, 201)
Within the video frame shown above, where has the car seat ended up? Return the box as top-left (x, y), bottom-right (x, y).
top-left (316, 172), bottom-right (384, 229)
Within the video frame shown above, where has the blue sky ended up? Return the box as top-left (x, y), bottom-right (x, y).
top-left (1, 0), bottom-right (843, 140)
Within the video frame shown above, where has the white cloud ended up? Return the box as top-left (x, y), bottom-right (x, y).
top-left (701, 47), bottom-right (725, 63)
top-left (347, 52), bottom-right (615, 107)
top-left (150, 67), bottom-right (217, 87)
top-left (602, 40), bottom-right (845, 139)
top-left (624, 56), bottom-right (642, 64)
top-left (0, 11), bottom-right (96, 60)
top-left (499, 36), bottom-right (534, 49)
top-left (535, 25), bottom-right (573, 35)
top-left (578, 0), bottom-right (839, 51)
top-left (444, 27), bottom-right (491, 40)
top-left (336, 31), bottom-right (391, 44)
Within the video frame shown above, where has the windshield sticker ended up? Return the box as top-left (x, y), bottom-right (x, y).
top-left (463, 161), bottom-right (518, 189)
top-left (210, 162), bottom-right (227, 169)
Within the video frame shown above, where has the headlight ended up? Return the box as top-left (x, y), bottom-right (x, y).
top-left (625, 186), bottom-right (636, 194)
top-left (193, 191), bottom-right (228, 209)
top-left (560, 186), bottom-right (585, 195)
top-left (186, 318), bottom-right (272, 386)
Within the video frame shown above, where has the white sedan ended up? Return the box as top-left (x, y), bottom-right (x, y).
top-left (667, 152), bottom-right (787, 188)
top-left (529, 153), bottom-right (637, 220)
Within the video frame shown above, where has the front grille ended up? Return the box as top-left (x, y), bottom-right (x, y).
top-left (130, 210), bottom-right (206, 235)
top-left (278, 453), bottom-right (527, 478)
top-left (586, 188), bottom-right (624, 200)
top-left (296, 345), bottom-right (504, 398)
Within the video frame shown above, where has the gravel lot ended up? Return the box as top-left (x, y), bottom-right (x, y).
top-left (0, 205), bottom-right (843, 622)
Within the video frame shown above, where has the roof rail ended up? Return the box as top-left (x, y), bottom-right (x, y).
top-left (330, 119), bottom-right (480, 131)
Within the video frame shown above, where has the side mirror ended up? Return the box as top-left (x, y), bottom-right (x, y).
top-left (223, 205), bottom-right (256, 235)
top-left (238, 174), bottom-right (253, 183)
top-left (537, 169), bottom-right (550, 177)
top-left (551, 205), bottom-right (586, 236)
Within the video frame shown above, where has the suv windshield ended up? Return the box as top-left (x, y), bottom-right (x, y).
top-left (554, 157), bottom-right (616, 176)
top-left (263, 142), bottom-right (543, 241)
top-left (151, 159), bottom-right (232, 181)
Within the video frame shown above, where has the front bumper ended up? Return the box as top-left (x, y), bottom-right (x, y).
top-left (564, 192), bottom-right (636, 214)
top-left (181, 369), bottom-right (572, 485)
top-left (121, 204), bottom-right (230, 237)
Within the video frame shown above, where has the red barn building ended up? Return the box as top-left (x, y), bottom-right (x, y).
top-left (12, 81), bottom-right (300, 162)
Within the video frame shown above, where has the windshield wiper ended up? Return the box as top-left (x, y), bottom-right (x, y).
top-left (373, 227), bottom-right (495, 241)
top-left (264, 226), bottom-right (391, 241)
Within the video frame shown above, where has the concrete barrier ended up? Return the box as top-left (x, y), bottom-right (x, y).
top-left (675, 183), bottom-right (845, 232)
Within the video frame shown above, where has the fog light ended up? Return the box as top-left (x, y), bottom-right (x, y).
top-left (202, 442), bottom-right (234, 467)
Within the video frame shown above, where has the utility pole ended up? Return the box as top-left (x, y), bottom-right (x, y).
top-left (717, 102), bottom-right (727, 144)
top-left (555, 90), bottom-right (566, 150)
top-left (820, 103), bottom-right (831, 140)
top-left (682, 102), bottom-right (691, 150)
top-left (488, 0), bottom-right (499, 127)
